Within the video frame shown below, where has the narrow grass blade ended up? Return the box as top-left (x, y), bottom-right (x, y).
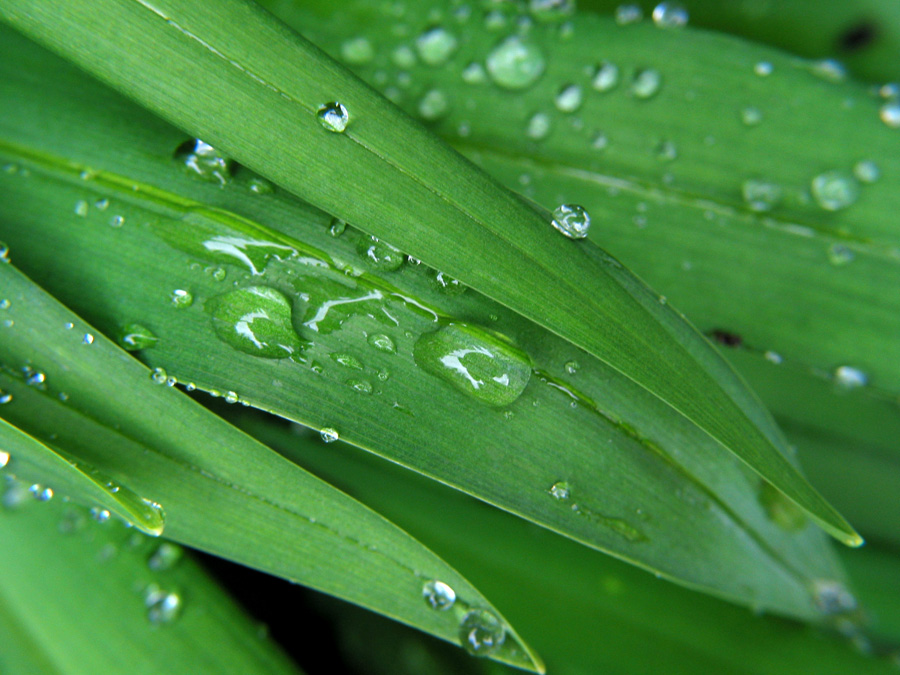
top-left (0, 492), bottom-right (302, 675)
top-left (0, 29), bottom-right (857, 620)
top-left (0, 0), bottom-right (859, 546)
top-left (0, 264), bottom-right (542, 673)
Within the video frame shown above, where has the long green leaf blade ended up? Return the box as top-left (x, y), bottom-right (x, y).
top-left (0, 0), bottom-right (859, 546)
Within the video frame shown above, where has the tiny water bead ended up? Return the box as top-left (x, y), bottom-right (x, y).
top-left (526, 112), bottom-right (551, 140)
top-left (340, 36), bottom-right (374, 65)
top-left (432, 270), bottom-right (467, 295)
top-left (320, 427), bottom-right (340, 443)
top-left (317, 102), bottom-right (349, 133)
top-left (248, 176), bottom-right (274, 195)
top-left (413, 323), bottom-right (532, 407)
top-left (853, 160), bottom-right (880, 183)
top-left (742, 179), bottom-right (782, 212)
top-left (416, 26), bottom-right (458, 66)
top-left (554, 84), bottom-right (583, 113)
top-left (0, 299), bottom-right (8, 310)
top-left (145, 584), bottom-right (183, 625)
top-left (655, 140), bottom-right (678, 161)
top-left (564, 360), bottom-right (579, 375)
top-left (208, 286), bottom-right (302, 359)
top-left (74, 200), bottom-right (89, 217)
top-left (109, 214), bottom-right (125, 228)
top-left (811, 171), bottom-right (859, 211)
top-left (551, 204), bottom-right (591, 239)
top-left (631, 68), bottom-right (663, 99)
top-left (834, 365), bottom-right (867, 389)
top-left (459, 609), bottom-right (506, 656)
top-left (174, 139), bottom-right (232, 186)
top-left (367, 333), bottom-right (396, 353)
top-left (880, 102), bottom-right (900, 128)
top-left (332, 352), bottom-right (364, 370)
top-left (171, 289), bottom-right (194, 308)
top-left (422, 579), bottom-right (456, 610)
top-left (357, 235), bottom-right (405, 271)
top-left (652, 3), bottom-right (689, 28)
top-left (418, 89), bottom-right (449, 121)
top-left (486, 35), bottom-right (546, 90)
top-left (615, 4), bottom-right (643, 24)
top-left (23, 366), bottom-right (46, 388)
top-left (592, 62), bottom-right (619, 92)
top-left (91, 506), bottom-right (111, 523)
top-left (548, 481), bottom-right (571, 500)
top-left (529, 0), bottom-right (575, 21)
top-left (392, 45), bottom-right (416, 68)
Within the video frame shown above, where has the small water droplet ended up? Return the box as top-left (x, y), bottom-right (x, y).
top-left (461, 61), bottom-right (487, 84)
top-left (808, 58), bottom-right (846, 83)
top-left (151, 367), bottom-right (168, 384)
top-left (853, 160), bottom-right (880, 184)
top-left (742, 179), bottom-right (782, 212)
top-left (391, 45), bottom-right (416, 69)
top-left (0, 391), bottom-right (10, 405)
top-left (591, 132), bottom-right (609, 150)
top-left (834, 365), bottom-right (867, 389)
top-left (554, 84), bottom-right (583, 112)
top-left (631, 68), bottom-right (663, 99)
top-left (209, 286), bottom-right (302, 359)
top-left (879, 102), bottom-right (900, 128)
top-left (23, 366), bottom-right (46, 388)
top-left (329, 218), bottom-right (348, 237)
top-left (827, 243), bottom-right (855, 266)
top-left (145, 585), bottom-right (183, 625)
top-left (432, 270), bottom-right (466, 295)
top-left (652, 2), bottom-right (688, 28)
top-left (551, 204), bottom-right (591, 239)
top-left (171, 289), bottom-right (193, 308)
top-left (812, 580), bottom-right (857, 616)
top-left (422, 580), bottom-right (457, 610)
top-left (564, 360), bottom-right (579, 375)
top-left (754, 61), bottom-right (773, 77)
top-left (526, 112), bottom-right (551, 140)
top-left (95, 198), bottom-right (109, 211)
top-left (368, 333), bottom-right (396, 353)
top-left (29, 484), bottom-right (54, 501)
top-left (357, 235), bottom-right (405, 271)
top-left (528, 0), bottom-right (574, 21)
top-left (741, 106), bottom-right (763, 126)
top-left (82, 333), bottom-right (94, 346)
top-left (549, 481), bottom-right (571, 500)
top-left (224, 391), bottom-right (239, 404)
top-left (118, 323), bottom-right (158, 351)
top-left (347, 379), bottom-right (373, 394)
top-left (459, 609), bottom-right (506, 656)
top-left (592, 62), bottom-right (619, 92)
top-left (419, 88), bottom-right (449, 120)
top-left (175, 140), bottom-right (232, 186)
top-left (109, 214), bottom-right (125, 228)
top-left (340, 36), bottom-right (374, 65)
top-left (486, 35), bottom-right (546, 90)
top-left (74, 200), bottom-right (89, 217)
top-left (148, 542), bottom-right (183, 571)
top-left (91, 506), bottom-right (111, 523)
top-left (332, 352), bottom-right (364, 370)
top-left (811, 171), bottom-right (859, 211)
top-left (615, 4), bottom-right (643, 24)
top-left (0, 299), bottom-right (9, 309)
top-left (320, 427), bottom-right (340, 443)
top-left (764, 350), bottom-right (783, 364)
top-left (416, 26), bottom-right (458, 66)
top-left (248, 176), bottom-right (274, 195)
top-left (317, 102), bottom-right (350, 133)
top-left (0, 451), bottom-right (7, 469)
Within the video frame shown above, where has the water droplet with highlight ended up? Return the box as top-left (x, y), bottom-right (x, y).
top-left (754, 61), bottom-right (773, 76)
top-left (74, 200), bottom-right (89, 217)
top-left (29, 484), bottom-right (54, 501)
top-left (422, 580), bottom-right (457, 610)
top-left (827, 244), bottom-right (855, 266)
top-left (414, 323), bottom-right (532, 407)
top-left (320, 428), bottom-right (340, 443)
top-left (880, 102), bottom-right (900, 128)
top-left (151, 367), bottom-right (168, 384)
top-left (109, 215), bottom-right (125, 228)
top-left (551, 204), bottom-right (591, 239)
top-left (392, 45), bottom-right (416, 68)
top-left (592, 62), bottom-right (619, 92)
top-left (368, 333), bottom-right (396, 353)
top-left (347, 379), bottom-right (373, 395)
top-left (145, 585), bottom-right (183, 625)
top-left (416, 27), bottom-right (458, 66)
top-left (0, 391), bottom-right (9, 405)
top-left (652, 3), bottom-right (688, 28)
top-left (486, 36), bottom-right (546, 90)
top-left (209, 286), bottom-right (302, 359)
top-left (564, 360), bottom-right (579, 375)
top-left (459, 609), bottom-right (506, 656)
top-left (329, 218), bottom-right (347, 237)
top-left (631, 69), bottom-right (662, 99)
top-left (23, 367), bottom-right (46, 388)
top-left (432, 270), bottom-right (467, 295)
top-left (741, 107), bottom-right (763, 126)
top-left (462, 61), bottom-right (487, 84)
top-left (834, 365), bottom-right (867, 389)
top-left (317, 102), bottom-right (349, 133)
top-left (118, 323), bottom-right (158, 351)
top-left (175, 140), bottom-right (232, 186)
top-left (90, 506), bottom-right (111, 523)
top-left (148, 542), bottom-right (183, 571)
top-left (248, 177), bottom-right (274, 195)
top-left (419, 89), bottom-right (449, 120)
top-left (357, 235), bottom-right (405, 271)
top-left (340, 36), bottom-right (374, 65)
top-left (555, 84), bottom-right (583, 112)
top-left (656, 140), bottom-right (678, 161)
top-left (529, 0), bottom-right (574, 21)
top-left (549, 481), bottom-right (571, 500)
top-left (853, 160), bottom-right (880, 184)
top-left (742, 179), bottom-right (782, 212)
top-left (811, 171), bottom-right (859, 211)
top-left (809, 59), bottom-right (846, 83)
top-left (171, 289), bottom-right (193, 308)
top-left (615, 4), bottom-right (643, 24)
top-left (526, 112), bottom-right (551, 140)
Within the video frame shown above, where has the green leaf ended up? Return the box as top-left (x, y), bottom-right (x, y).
top-left (0, 488), bottom-right (301, 675)
top-left (0, 0), bottom-right (860, 549)
top-left (0, 263), bottom-right (542, 673)
top-left (0, 26), bottom-right (852, 619)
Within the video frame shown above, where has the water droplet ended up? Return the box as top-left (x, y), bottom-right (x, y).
top-left (151, 367), bottom-right (168, 384)
top-left (811, 171), bottom-right (859, 211)
top-left (419, 89), bottom-right (449, 120)
top-left (117, 323), bottom-right (158, 351)
top-left (224, 391), bottom-right (239, 404)
top-left (23, 366), bottom-right (46, 388)
top-left (880, 102), bottom-right (900, 128)
top-left (554, 84), bottom-right (583, 113)
top-left (174, 140), bottom-right (232, 186)
top-left (329, 218), bottom-right (348, 237)
top-left (148, 542), bottom-right (183, 571)
top-left (486, 35), bottom-right (546, 90)
top-left (764, 350), bottom-right (783, 364)
top-left (459, 609), bottom-right (506, 656)
top-left (432, 270), bottom-right (466, 295)
top-left (0, 451), bottom-right (7, 469)
top-left (0, 299), bottom-right (9, 310)
top-left (109, 214), bottom-right (125, 228)
top-left (0, 242), bottom-right (9, 264)
top-left (809, 58), bottom-right (846, 83)
top-left (317, 102), bottom-right (350, 133)
top-left (853, 160), bottom-right (880, 184)
top-left (834, 365), bottom-right (867, 389)
top-left (248, 177), bottom-right (274, 195)
top-left (526, 112), bottom-right (551, 140)
top-left (320, 427), bottom-right (340, 443)
top-left (91, 506), bottom-right (111, 523)
top-left (564, 360), bottom-right (579, 374)
top-left (347, 379), bottom-right (373, 395)
top-left (422, 580), bottom-right (457, 610)
top-left (29, 484), bottom-right (54, 501)
top-left (461, 61), bottom-right (487, 84)
top-left (754, 61), bottom-right (773, 77)
top-left (332, 352), bottom-right (364, 370)
top-left (414, 323), bottom-right (532, 407)
top-left (812, 580), bottom-right (857, 615)
top-left (741, 106), bottom-right (763, 126)
top-left (655, 140), bottom-right (678, 161)
top-left (391, 45), bottom-right (416, 69)
top-left (171, 289), bottom-right (193, 308)
top-left (591, 132), bottom-right (609, 150)
top-left (828, 243), bottom-right (855, 266)
top-left (528, 0), bottom-right (574, 21)
top-left (357, 235), bottom-right (405, 271)
top-left (549, 481), bottom-right (571, 500)
top-left (416, 26), bottom-right (458, 66)
top-left (368, 333), bottom-right (396, 353)
top-left (551, 204), bottom-right (591, 239)
top-left (81, 333), bottom-right (94, 346)
top-left (615, 4), bottom-right (643, 24)
top-left (209, 286), bottom-right (302, 359)
top-left (74, 200), bottom-right (89, 217)
top-left (631, 69), bottom-right (662, 99)
top-left (340, 36), bottom-right (374, 65)
top-left (592, 62), bottom-right (619, 92)
top-left (94, 198), bottom-right (109, 211)
top-left (652, 2), bottom-right (688, 28)
top-left (742, 179), bottom-right (782, 212)
top-left (758, 481), bottom-right (807, 531)
top-left (0, 391), bottom-right (9, 405)
top-left (145, 585), bottom-right (183, 625)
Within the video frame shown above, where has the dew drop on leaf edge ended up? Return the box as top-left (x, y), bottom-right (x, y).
top-left (422, 580), bottom-right (456, 610)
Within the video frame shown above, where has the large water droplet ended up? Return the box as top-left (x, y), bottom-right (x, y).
top-left (422, 580), bottom-right (457, 610)
top-left (459, 609), bottom-right (506, 656)
top-left (0, 451), bottom-right (8, 468)
top-left (652, 3), bottom-right (688, 28)
top-left (742, 179), bottom-right (782, 212)
top-left (317, 102), bottom-right (349, 133)
top-left (368, 333), bottom-right (396, 353)
top-left (208, 286), bottom-right (302, 359)
top-left (414, 323), bottom-right (532, 407)
top-left (340, 36), bottom-right (374, 65)
top-left (592, 62), bottom-right (619, 92)
top-left (174, 140), bottom-right (232, 186)
top-left (551, 204), bottom-right (591, 239)
top-left (416, 26), bottom-right (458, 66)
top-left (486, 36), bottom-right (546, 90)
top-left (357, 235), bottom-right (405, 271)
top-left (631, 69), bottom-right (663, 99)
top-left (118, 323), bottom-right (158, 352)
top-left (811, 171), bottom-right (859, 211)
top-left (554, 84), bottom-right (583, 112)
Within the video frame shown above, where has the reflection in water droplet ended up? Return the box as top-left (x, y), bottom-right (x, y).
top-left (317, 102), bottom-right (350, 133)
top-left (175, 140), bottom-right (232, 186)
top-left (486, 35), bottom-right (546, 90)
top-left (320, 428), bottom-right (340, 443)
top-left (414, 323), bottom-right (532, 407)
top-left (248, 177), bottom-right (274, 195)
top-left (347, 379), bottom-right (373, 395)
top-left (23, 367), bottom-right (46, 389)
top-left (592, 62), bottom-right (619, 92)
top-left (742, 179), bottom-right (782, 212)
top-left (834, 365), bottom-right (867, 389)
top-left (368, 333), bottom-right (396, 353)
top-left (549, 481), bottom-right (570, 500)
top-left (91, 506), bottom-right (111, 523)
top-left (811, 171), bottom-right (859, 211)
top-left (0, 451), bottom-right (8, 468)
top-left (119, 324), bottom-right (158, 352)
top-left (209, 286), bottom-right (302, 359)
top-left (145, 584), bottom-right (183, 625)
top-left (151, 367), bottom-right (168, 384)
top-left (631, 69), bottom-right (662, 99)
top-left (551, 204), bottom-right (591, 239)
top-left (459, 609), bottom-right (506, 656)
top-left (615, 4), bottom-right (643, 24)
top-left (564, 361), bottom-right (579, 375)
top-left (171, 289), bottom-right (194, 308)
top-left (329, 218), bottom-right (347, 237)
top-left (357, 235), bottom-right (405, 271)
top-left (652, 3), bottom-right (688, 28)
top-left (82, 333), bottom-right (94, 345)
top-left (416, 26), bottom-right (458, 66)
top-left (422, 580), bottom-right (457, 610)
